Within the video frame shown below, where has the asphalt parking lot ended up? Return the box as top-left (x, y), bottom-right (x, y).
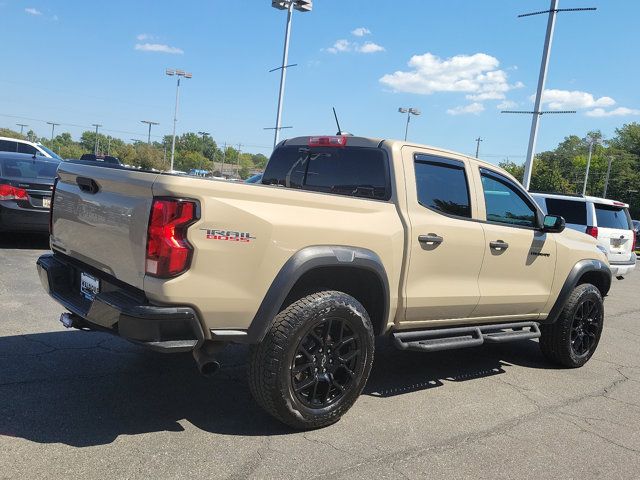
top-left (1, 234), bottom-right (639, 479)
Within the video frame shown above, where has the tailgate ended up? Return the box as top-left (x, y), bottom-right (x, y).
top-left (51, 162), bottom-right (159, 289)
top-left (594, 203), bottom-right (634, 262)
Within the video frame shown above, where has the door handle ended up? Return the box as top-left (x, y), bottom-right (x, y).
top-left (418, 234), bottom-right (443, 245)
top-left (490, 240), bottom-right (509, 251)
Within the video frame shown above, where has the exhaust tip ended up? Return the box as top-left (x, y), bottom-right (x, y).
top-left (199, 360), bottom-right (221, 378)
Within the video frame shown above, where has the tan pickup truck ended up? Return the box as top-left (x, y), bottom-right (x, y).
top-left (37, 135), bottom-right (611, 429)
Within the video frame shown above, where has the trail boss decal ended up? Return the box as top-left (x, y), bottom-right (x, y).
top-left (202, 229), bottom-right (256, 243)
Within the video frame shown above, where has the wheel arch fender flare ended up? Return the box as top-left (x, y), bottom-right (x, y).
top-left (543, 259), bottom-right (612, 324)
top-left (246, 245), bottom-right (390, 343)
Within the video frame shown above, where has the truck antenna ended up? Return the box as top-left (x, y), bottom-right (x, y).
top-left (333, 107), bottom-right (342, 135)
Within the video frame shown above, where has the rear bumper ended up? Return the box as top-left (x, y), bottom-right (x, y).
top-left (0, 203), bottom-right (49, 232)
top-left (36, 253), bottom-right (205, 352)
top-left (609, 255), bottom-right (636, 277)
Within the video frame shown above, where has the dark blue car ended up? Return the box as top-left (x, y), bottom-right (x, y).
top-left (0, 152), bottom-right (60, 233)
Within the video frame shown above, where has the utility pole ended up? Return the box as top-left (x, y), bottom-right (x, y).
top-left (46, 122), bottom-right (60, 141)
top-left (236, 143), bottom-right (242, 178)
top-left (107, 136), bottom-right (112, 156)
top-left (475, 137), bottom-right (483, 158)
top-left (141, 120), bottom-right (159, 144)
top-left (91, 124), bottom-right (102, 155)
top-left (16, 123), bottom-right (28, 136)
top-left (503, 1), bottom-right (596, 190)
top-left (603, 156), bottom-right (613, 198)
top-left (582, 135), bottom-right (600, 196)
top-left (198, 131), bottom-right (210, 157)
top-left (221, 142), bottom-right (227, 177)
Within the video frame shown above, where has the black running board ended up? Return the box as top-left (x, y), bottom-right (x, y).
top-left (392, 322), bottom-right (541, 353)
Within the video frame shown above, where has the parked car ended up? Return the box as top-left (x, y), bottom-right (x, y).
top-left (244, 173), bottom-right (263, 184)
top-left (633, 220), bottom-right (640, 253)
top-left (79, 154), bottom-right (122, 165)
top-left (38, 135), bottom-right (611, 429)
top-left (531, 192), bottom-right (636, 278)
top-left (0, 152), bottom-right (60, 233)
top-left (0, 136), bottom-right (62, 160)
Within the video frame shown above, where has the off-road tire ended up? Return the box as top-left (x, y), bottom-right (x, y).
top-left (248, 290), bottom-right (375, 429)
top-left (539, 283), bottom-right (604, 368)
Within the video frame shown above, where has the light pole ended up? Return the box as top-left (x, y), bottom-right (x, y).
top-left (166, 68), bottom-right (193, 172)
top-left (603, 156), bottom-right (613, 198)
top-left (46, 122), bottom-right (60, 141)
top-left (269, 1), bottom-right (313, 149)
top-left (91, 124), bottom-right (102, 155)
top-left (582, 135), bottom-right (600, 196)
top-left (16, 123), bottom-right (28, 136)
top-left (141, 120), bottom-right (159, 144)
top-left (398, 108), bottom-right (421, 141)
top-left (475, 137), bottom-right (483, 158)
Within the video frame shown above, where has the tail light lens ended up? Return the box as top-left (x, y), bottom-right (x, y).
top-left (0, 184), bottom-right (28, 201)
top-left (586, 226), bottom-right (599, 239)
top-left (146, 198), bottom-right (198, 278)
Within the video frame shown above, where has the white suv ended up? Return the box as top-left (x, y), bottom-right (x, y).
top-left (532, 192), bottom-right (636, 278)
top-left (0, 136), bottom-right (62, 159)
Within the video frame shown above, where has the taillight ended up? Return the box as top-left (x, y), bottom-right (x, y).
top-left (49, 177), bottom-right (58, 235)
top-left (308, 136), bottom-right (348, 147)
top-left (0, 184), bottom-right (28, 200)
top-left (586, 226), bottom-right (598, 239)
top-left (146, 198), bottom-right (198, 278)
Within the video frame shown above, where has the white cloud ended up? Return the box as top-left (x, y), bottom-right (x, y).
top-left (326, 39), bottom-right (385, 54)
top-left (351, 27), bottom-right (371, 37)
top-left (536, 89), bottom-right (616, 110)
top-left (136, 33), bottom-right (154, 41)
top-left (357, 42), bottom-right (385, 54)
top-left (497, 100), bottom-right (518, 109)
top-left (326, 39), bottom-right (351, 54)
top-left (447, 103), bottom-right (485, 116)
top-left (586, 107), bottom-right (640, 118)
top-left (135, 43), bottom-right (184, 55)
top-left (380, 53), bottom-right (520, 101)
top-left (25, 7), bottom-right (42, 15)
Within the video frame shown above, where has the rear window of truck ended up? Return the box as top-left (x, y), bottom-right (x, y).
top-left (544, 198), bottom-right (587, 225)
top-left (262, 146), bottom-right (391, 200)
top-left (595, 204), bottom-right (632, 230)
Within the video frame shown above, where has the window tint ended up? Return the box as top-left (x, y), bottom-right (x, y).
top-left (262, 146), bottom-right (390, 200)
top-left (545, 198), bottom-right (587, 225)
top-left (17, 142), bottom-right (38, 155)
top-left (595, 204), bottom-right (632, 230)
top-left (481, 171), bottom-right (537, 227)
top-left (414, 156), bottom-right (471, 218)
top-left (0, 139), bottom-right (18, 153)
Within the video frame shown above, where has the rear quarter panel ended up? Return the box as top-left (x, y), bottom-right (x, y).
top-left (146, 176), bottom-right (405, 335)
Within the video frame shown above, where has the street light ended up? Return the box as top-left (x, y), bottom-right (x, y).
top-left (91, 124), bottom-right (102, 155)
top-left (269, 0), bottom-right (313, 149)
top-left (582, 134), bottom-right (602, 196)
top-left (46, 122), bottom-right (60, 141)
top-left (141, 120), bottom-right (159, 144)
top-left (16, 123), bottom-right (28, 136)
top-left (398, 108), bottom-right (421, 141)
top-left (166, 68), bottom-right (193, 172)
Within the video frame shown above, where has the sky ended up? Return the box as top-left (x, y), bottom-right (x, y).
top-left (1, 0), bottom-right (639, 161)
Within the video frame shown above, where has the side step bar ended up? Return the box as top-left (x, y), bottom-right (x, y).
top-left (392, 322), bottom-right (541, 353)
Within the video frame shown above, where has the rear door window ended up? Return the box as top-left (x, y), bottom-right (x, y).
top-left (0, 139), bottom-right (18, 153)
top-left (0, 158), bottom-right (60, 179)
top-left (545, 198), bottom-right (587, 225)
top-left (262, 146), bottom-right (390, 200)
top-left (414, 155), bottom-right (471, 218)
top-left (595, 204), bottom-right (632, 230)
top-left (17, 143), bottom-right (39, 155)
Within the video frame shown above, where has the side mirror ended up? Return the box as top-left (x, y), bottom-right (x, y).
top-left (542, 214), bottom-right (565, 233)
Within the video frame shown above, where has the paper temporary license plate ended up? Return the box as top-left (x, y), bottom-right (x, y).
top-left (42, 197), bottom-right (51, 208)
top-left (80, 272), bottom-right (100, 300)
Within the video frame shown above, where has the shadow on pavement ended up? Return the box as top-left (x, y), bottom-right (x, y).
top-left (0, 232), bottom-right (50, 250)
top-left (0, 330), bottom-right (551, 447)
